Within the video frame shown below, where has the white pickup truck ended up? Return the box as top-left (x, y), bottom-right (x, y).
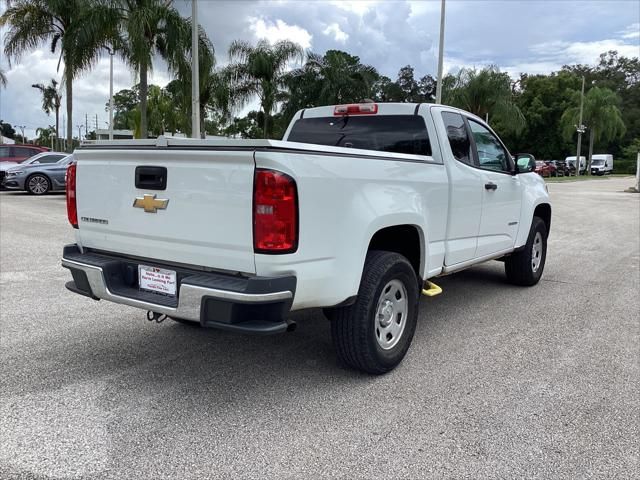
top-left (62, 103), bottom-right (551, 374)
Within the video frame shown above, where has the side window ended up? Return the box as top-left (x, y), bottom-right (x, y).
top-left (441, 112), bottom-right (473, 165)
top-left (0, 146), bottom-right (10, 157)
top-left (468, 120), bottom-right (511, 172)
top-left (14, 147), bottom-right (33, 158)
top-left (38, 154), bottom-right (65, 164)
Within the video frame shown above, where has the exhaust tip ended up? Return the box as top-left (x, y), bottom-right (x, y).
top-left (286, 320), bottom-right (297, 332)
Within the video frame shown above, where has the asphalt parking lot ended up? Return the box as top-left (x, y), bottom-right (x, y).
top-left (1, 177), bottom-right (638, 479)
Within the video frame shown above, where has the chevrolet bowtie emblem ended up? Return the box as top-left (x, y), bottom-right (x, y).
top-left (133, 194), bottom-right (169, 213)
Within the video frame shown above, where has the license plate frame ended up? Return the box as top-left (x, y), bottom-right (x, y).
top-left (138, 264), bottom-right (177, 297)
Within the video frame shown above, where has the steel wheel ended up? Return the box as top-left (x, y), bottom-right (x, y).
top-left (531, 232), bottom-right (543, 272)
top-left (27, 175), bottom-right (49, 195)
top-left (375, 279), bottom-right (408, 350)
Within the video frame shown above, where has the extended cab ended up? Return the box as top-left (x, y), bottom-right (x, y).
top-left (62, 103), bottom-right (551, 374)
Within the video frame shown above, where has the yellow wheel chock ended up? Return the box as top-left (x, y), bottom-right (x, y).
top-left (421, 280), bottom-right (442, 297)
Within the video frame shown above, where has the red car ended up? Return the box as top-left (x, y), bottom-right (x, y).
top-left (0, 144), bottom-right (50, 163)
top-left (535, 161), bottom-right (553, 177)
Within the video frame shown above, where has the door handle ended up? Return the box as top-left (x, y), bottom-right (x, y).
top-left (484, 182), bottom-right (498, 191)
top-left (135, 166), bottom-right (167, 190)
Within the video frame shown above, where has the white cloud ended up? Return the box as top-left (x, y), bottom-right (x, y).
top-left (619, 22), bottom-right (640, 40)
top-left (323, 23), bottom-right (349, 43)
top-left (249, 17), bottom-right (312, 49)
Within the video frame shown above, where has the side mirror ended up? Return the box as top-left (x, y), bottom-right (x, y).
top-left (515, 154), bottom-right (536, 173)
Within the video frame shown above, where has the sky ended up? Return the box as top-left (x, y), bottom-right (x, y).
top-left (0, 0), bottom-right (638, 140)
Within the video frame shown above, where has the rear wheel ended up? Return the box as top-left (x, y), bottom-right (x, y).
top-left (328, 250), bottom-right (419, 374)
top-left (505, 217), bottom-right (547, 286)
top-left (26, 174), bottom-right (50, 195)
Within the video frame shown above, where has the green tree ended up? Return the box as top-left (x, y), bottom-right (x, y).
top-left (443, 66), bottom-right (525, 134)
top-left (1, 120), bottom-right (16, 139)
top-left (1, 0), bottom-right (104, 150)
top-left (227, 39), bottom-right (304, 138)
top-left (31, 79), bottom-right (62, 149)
top-left (504, 71), bottom-right (581, 158)
top-left (106, 87), bottom-right (139, 130)
top-left (35, 125), bottom-right (56, 147)
top-left (561, 86), bottom-right (626, 172)
top-left (302, 50), bottom-right (378, 105)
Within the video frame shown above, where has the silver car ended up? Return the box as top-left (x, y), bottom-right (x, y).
top-left (3, 154), bottom-right (74, 194)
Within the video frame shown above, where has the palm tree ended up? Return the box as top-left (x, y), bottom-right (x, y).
top-left (0, 68), bottom-right (7, 88)
top-left (561, 86), bottom-right (626, 174)
top-left (284, 50), bottom-right (378, 119)
top-left (1, 0), bottom-right (104, 150)
top-left (443, 66), bottom-right (525, 134)
top-left (32, 79), bottom-right (62, 149)
top-left (106, 0), bottom-right (192, 139)
top-left (227, 39), bottom-right (304, 137)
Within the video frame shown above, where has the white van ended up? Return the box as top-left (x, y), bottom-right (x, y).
top-left (590, 154), bottom-right (614, 175)
top-left (565, 156), bottom-right (586, 174)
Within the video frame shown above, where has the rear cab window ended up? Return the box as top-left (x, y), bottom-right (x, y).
top-left (287, 115), bottom-right (432, 157)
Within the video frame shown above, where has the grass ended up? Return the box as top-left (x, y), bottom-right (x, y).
top-left (545, 174), bottom-right (632, 183)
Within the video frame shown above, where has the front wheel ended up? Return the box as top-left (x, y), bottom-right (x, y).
top-left (328, 250), bottom-right (419, 374)
top-left (26, 174), bottom-right (50, 195)
top-left (504, 217), bottom-right (548, 286)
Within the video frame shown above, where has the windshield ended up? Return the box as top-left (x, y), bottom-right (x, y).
top-left (287, 115), bottom-right (432, 156)
top-left (591, 159), bottom-right (604, 165)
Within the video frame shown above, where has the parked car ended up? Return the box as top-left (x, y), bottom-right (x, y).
top-left (62, 102), bottom-right (551, 374)
top-left (550, 160), bottom-right (570, 176)
top-left (3, 154), bottom-right (73, 194)
top-left (590, 154), bottom-right (614, 175)
top-left (544, 161), bottom-right (558, 177)
top-left (0, 144), bottom-right (49, 163)
top-left (535, 160), bottom-right (553, 177)
top-left (0, 151), bottom-right (67, 188)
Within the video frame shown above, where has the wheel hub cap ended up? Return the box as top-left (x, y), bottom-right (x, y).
top-left (375, 279), bottom-right (408, 350)
top-left (531, 232), bottom-right (543, 272)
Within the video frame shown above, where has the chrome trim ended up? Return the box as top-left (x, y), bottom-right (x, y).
top-left (61, 258), bottom-right (293, 322)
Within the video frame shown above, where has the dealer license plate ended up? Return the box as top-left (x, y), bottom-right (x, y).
top-left (138, 265), bottom-right (177, 296)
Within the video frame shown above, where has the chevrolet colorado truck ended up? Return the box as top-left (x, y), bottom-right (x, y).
top-left (62, 103), bottom-right (551, 374)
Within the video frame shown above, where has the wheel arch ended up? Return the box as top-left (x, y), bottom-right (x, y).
top-left (366, 223), bottom-right (425, 282)
top-left (534, 203), bottom-right (551, 237)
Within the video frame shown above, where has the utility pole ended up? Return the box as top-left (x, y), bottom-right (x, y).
top-left (435, 0), bottom-right (446, 104)
top-left (191, 0), bottom-right (201, 139)
top-left (574, 76), bottom-right (586, 176)
top-left (95, 114), bottom-right (98, 136)
top-left (85, 114), bottom-right (88, 141)
top-left (77, 124), bottom-right (84, 142)
top-left (108, 47), bottom-right (114, 140)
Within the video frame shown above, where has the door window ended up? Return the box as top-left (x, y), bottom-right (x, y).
top-left (441, 112), bottom-right (473, 165)
top-left (13, 147), bottom-right (35, 158)
top-left (37, 154), bottom-right (65, 164)
top-left (468, 120), bottom-right (511, 172)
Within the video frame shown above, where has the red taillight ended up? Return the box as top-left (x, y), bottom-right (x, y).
top-left (66, 163), bottom-right (78, 228)
top-left (253, 169), bottom-right (298, 254)
top-left (334, 103), bottom-right (378, 115)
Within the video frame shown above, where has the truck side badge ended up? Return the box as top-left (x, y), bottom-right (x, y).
top-left (133, 194), bottom-right (169, 213)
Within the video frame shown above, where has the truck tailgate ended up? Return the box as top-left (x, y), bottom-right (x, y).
top-left (74, 148), bottom-right (256, 274)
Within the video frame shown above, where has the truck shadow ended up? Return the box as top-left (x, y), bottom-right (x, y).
top-left (4, 261), bottom-right (526, 405)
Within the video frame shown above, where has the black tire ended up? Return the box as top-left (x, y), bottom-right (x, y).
top-left (169, 316), bottom-right (200, 327)
top-left (26, 174), bottom-right (51, 195)
top-left (505, 217), bottom-right (547, 286)
top-left (328, 250), bottom-right (419, 374)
